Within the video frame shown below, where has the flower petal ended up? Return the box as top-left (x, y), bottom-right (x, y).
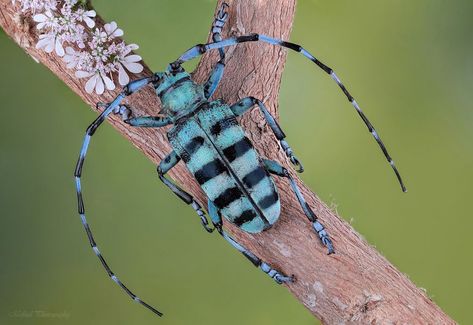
top-left (127, 44), bottom-right (139, 50)
top-left (84, 16), bottom-right (95, 28)
top-left (85, 74), bottom-right (98, 94)
top-left (36, 36), bottom-right (50, 50)
top-left (65, 46), bottom-right (75, 55)
top-left (123, 62), bottom-right (143, 74)
top-left (33, 14), bottom-right (47, 23)
top-left (117, 63), bottom-right (129, 86)
top-left (103, 74), bottom-right (116, 90)
top-left (55, 38), bottom-right (65, 56)
top-left (104, 21), bottom-right (117, 34)
top-left (124, 55), bottom-right (142, 63)
top-left (44, 38), bottom-right (55, 53)
top-left (95, 76), bottom-right (105, 95)
top-left (86, 10), bottom-right (96, 18)
top-left (76, 71), bottom-right (93, 78)
top-left (64, 54), bottom-right (77, 68)
top-left (113, 28), bottom-right (124, 37)
top-left (104, 21), bottom-right (124, 38)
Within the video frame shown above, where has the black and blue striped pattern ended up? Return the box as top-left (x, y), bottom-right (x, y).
top-left (167, 102), bottom-right (280, 233)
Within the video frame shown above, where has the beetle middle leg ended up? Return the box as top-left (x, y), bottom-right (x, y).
top-left (263, 159), bottom-right (335, 254)
top-left (208, 200), bottom-right (294, 284)
top-left (230, 97), bottom-right (304, 172)
top-left (157, 151), bottom-right (214, 233)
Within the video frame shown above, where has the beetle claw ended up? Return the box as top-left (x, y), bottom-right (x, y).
top-left (118, 105), bottom-right (132, 121)
top-left (203, 223), bottom-right (215, 233)
top-left (289, 155), bottom-right (304, 173)
top-left (200, 216), bottom-right (215, 233)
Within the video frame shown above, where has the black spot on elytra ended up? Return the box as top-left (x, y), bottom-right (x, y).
top-left (222, 138), bottom-right (252, 162)
top-left (210, 122), bottom-right (222, 136)
top-left (233, 209), bottom-right (257, 226)
top-left (214, 187), bottom-right (242, 208)
top-left (242, 168), bottom-right (267, 188)
top-left (194, 159), bottom-right (226, 185)
top-left (185, 136), bottom-right (205, 155)
top-left (258, 191), bottom-right (279, 209)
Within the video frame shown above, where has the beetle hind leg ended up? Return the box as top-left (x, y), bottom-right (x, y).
top-left (229, 97), bottom-right (304, 173)
top-left (208, 200), bottom-right (294, 284)
top-left (263, 159), bottom-right (335, 254)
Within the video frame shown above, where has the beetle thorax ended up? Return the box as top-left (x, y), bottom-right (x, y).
top-left (154, 71), bottom-right (205, 121)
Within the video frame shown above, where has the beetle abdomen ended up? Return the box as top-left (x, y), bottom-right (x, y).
top-left (168, 102), bottom-right (280, 233)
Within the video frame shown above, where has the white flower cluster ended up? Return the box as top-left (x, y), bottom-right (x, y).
top-left (12, 0), bottom-right (58, 14)
top-left (13, 0), bottom-right (144, 94)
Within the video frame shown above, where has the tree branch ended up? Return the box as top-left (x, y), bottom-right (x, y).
top-left (0, 0), bottom-right (455, 323)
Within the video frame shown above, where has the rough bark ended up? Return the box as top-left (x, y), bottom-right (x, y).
top-left (0, 0), bottom-right (455, 324)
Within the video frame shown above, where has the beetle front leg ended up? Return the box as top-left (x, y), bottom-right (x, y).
top-left (95, 76), bottom-right (157, 122)
top-left (99, 102), bottom-right (172, 129)
top-left (96, 102), bottom-right (133, 121)
top-left (230, 97), bottom-right (304, 172)
top-left (125, 115), bottom-right (173, 127)
top-left (101, 104), bottom-right (172, 128)
top-left (158, 151), bottom-right (214, 233)
top-left (208, 200), bottom-right (294, 284)
top-left (263, 159), bottom-right (334, 254)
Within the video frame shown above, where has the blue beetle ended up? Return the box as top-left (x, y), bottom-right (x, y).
top-left (74, 4), bottom-right (405, 317)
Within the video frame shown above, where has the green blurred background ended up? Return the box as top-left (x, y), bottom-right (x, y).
top-left (1, 0), bottom-right (472, 324)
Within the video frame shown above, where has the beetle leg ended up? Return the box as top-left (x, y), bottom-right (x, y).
top-left (263, 159), bottom-right (335, 254)
top-left (230, 97), bottom-right (304, 172)
top-left (208, 200), bottom-right (294, 284)
top-left (109, 102), bottom-right (173, 127)
top-left (125, 115), bottom-right (172, 127)
top-left (158, 151), bottom-right (214, 233)
top-left (96, 102), bottom-right (132, 121)
top-left (202, 2), bottom-right (229, 98)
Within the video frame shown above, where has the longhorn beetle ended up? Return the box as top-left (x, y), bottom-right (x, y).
top-left (74, 3), bottom-right (406, 317)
